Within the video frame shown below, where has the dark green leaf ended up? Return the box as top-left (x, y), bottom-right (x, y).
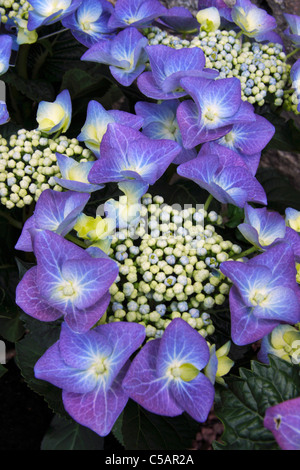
top-left (2, 70), bottom-right (55, 102)
top-left (41, 414), bottom-right (104, 450)
top-left (0, 364), bottom-right (7, 378)
top-left (0, 307), bottom-right (25, 342)
top-left (122, 400), bottom-right (198, 450)
top-left (15, 314), bottom-right (66, 417)
top-left (213, 355), bottom-right (300, 450)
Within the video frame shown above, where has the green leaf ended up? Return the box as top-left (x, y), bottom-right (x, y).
top-left (2, 69), bottom-right (55, 102)
top-left (0, 364), bottom-right (7, 378)
top-left (213, 355), bottom-right (300, 450)
top-left (15, 314), bottom-right (66, 418)
top-left (121, 400), bottom-right (199, 450)
top-left (41, 414), bottom-right (104, 450)
top-left (264, 114), bottom-right (300, 153)
top-left (111, 412), bottom-right (125, 448)
top-left (0, 307), bottom-right (25, 342)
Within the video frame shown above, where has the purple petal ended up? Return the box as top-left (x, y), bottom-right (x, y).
top-left (34, 341), bottom-right (99, 394)
top-left (64, 291), bottom-right (111, 333)
top-left (170, 372), bottom-right (214, 422)
top-left (59, 322), bottom-right (113, 370)
top-left (157, 318), bottom-right (210, 377)
top-left (264, 397), bottom-right (300, 450)
top-left (63, 362), bottom-right (130, 436)
top-left (229, 286), bottom-right (280, 346)
top-left (16, 266), bottom-right (62, 322)
top-left (122, 339), bottom-right (183, 417)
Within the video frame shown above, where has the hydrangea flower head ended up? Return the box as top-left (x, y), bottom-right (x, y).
top-left (36, 90), bottom-right (72, 135)
top-left (107, 0), bottom-right (166, 29)
top-left (16, 230), bottom-right (119, 332)
top-left (231, 0), bottom-right (278, 42)
top-left (284, 13), bottom-right (300, 46)
top-left (220, 243), bottom-right (300, 345)
top-left (177, 145), bottom-right (267, 208)
top-left (34, 321), bottom-right (146, 436)
top-left (264, 397), bottom-right (300, 450)
top-left (62, 0), bottom-right (116, 47)
top-left (135, 100), bottom-right (197, 164)
top-left (27, 0), bottom-right (82, 30)
top-left (123, 318), bottom-right (215, 422)
top-left (238, 204), bottom-right (300, 261)
top-left (0, 34), bottom-right (13, 76)
top-left (54, 153), bottom-right (104, 193)
top-left (77, 100), bottom-right (143, 158)
top-left (88, 123), bottom-right (181, 186)
top-left (137, 45), bottom-right (218, 101)
top-left (81, 27), bottom-right (148, 86)
top-left (15, 189), bottom-right (90, 252)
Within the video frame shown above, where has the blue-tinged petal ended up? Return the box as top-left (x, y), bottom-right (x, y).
top-left (28, 0), bottom-right (82, 30)
top-left (156, 318), bottom-right (210, 377)
top-left (220, 261), bottom-right (272, 307)
top-left (59, 322), bottom-right (113, 370)
top-left (63, 362), bottom-right (130, 437)
top-left (243, 204), bottom-right (286, 249)
top-left (15, 216), bottom-right (36, 252)
top-left (204, 345), bottom-right (218, 385)
top-left (0, 35), bottom-right (13, 75)
top-left (264, 397), bottom-right (300, 450)
top-left (88, 123), bottom-right (180, 185)
top-left (60, 256), bottom-right (118, 310)
top-left (81, 38), bottom-right (121, 67)
top-left (34, 189), bottom-right (90, 237)
top-left (253, 287), bottom-right (300, 324)
top-left (146, 45), bottom-right (205, 89)
top-left (34, 341), bottom-right (99, 394)
top-left (108, 0), bottom-right (166, 29)
top-left (157, 6), bottom-right (199, 33)
top-left (93, 322), bottom-right (146, 389)
top-left (170, 371), bottom-right (214, 422)
top-left (229, 286), bottom-right (280, 346)
top-left (217, 115), bottom-right (275, 156)
top-left (64, 291), bottom-right (111, 333)
top-left (15, 266), bottom-right (63, 322)
top-left (237, 222), bottom-right (261, 248)
top-left (137, 71), bottom-right (187, 100)
top-left (177, 100), bottom-right (232, 149)
top-left (122, 339), bottom-right (183, 417)
top-left (110, 60), bottom-right (147, 87)
top-left (248, 243), bottom-right (298, 290)
top-left (0, 101), bottom-right (9, 124)
top-left (36, 90), bottom-right (72, 135)
top-left (285, 227), bottom-right (300, 262)
top-left (198, 0), bottom-right (232, 22)
top-left (180, 76), bottom-right (242, 127)
top-left (33, 230), bottom-right (89, 302)
top-left (54, 154), bottom-right (103, 193)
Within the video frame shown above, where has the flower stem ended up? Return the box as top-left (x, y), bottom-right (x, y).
top-left (0, 211), bottom-right (22, 230)
top-left (204, 194), bottom-right (213, 212)
top-left (236, 31), bottom-right (243, 40)
top-left (231, 245), bottom-right (257, 260)
top-left (65, 234), bottom-right (87, 248)
top-left (286, 48), bottom-right (300, 60)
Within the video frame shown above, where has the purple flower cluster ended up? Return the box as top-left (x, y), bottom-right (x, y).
top-left (11, 0), bottom-right (300, 447)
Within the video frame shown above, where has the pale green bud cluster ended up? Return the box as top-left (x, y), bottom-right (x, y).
top-left (144, 26), bottom-right (289, 108)
top-left (106, 194), bottom-right (238, 339)
top-left (0, 129), bottom-right (94, 209)
top-left (0, 0), bottom-right (31, 24)
top-left (283, 73), bottom-right (300, 115)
